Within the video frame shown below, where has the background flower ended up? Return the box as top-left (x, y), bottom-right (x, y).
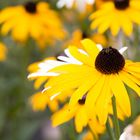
top-left (0, 2), bottom-right (65, 48)
top-left (120, 116), bottom-right (140, 140)
top-left (90, 0), bottom-right (140, 36)
top-left (57, 0), bottom-right (95, 12)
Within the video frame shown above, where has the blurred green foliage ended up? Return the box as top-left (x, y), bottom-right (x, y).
top-left (0, 0), bottom-right (62, 139)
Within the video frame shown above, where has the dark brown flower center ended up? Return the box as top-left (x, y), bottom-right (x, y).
top-left (24, 2), bottom-right (37, 14)
top-left (114, 0), bottom-right (129, 10)
top-left (78, 94), bottom-right (86, 105)
top-left (82, 32), bottom-right (88, 39)
top-left (95, 47), bottom-right (125, 74)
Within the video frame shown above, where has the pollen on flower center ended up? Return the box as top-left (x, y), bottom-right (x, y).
top-left (24, 2), bottom-right (37, 14)
top-left (95, 47), bottom-right (125, 74)
top-left (114, 0), bottom-right (129, 10)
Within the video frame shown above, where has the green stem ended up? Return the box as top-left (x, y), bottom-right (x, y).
top-left (106, 118), bottom-right (115, 140)
top-left (112, 96), bottom-right (120, 140)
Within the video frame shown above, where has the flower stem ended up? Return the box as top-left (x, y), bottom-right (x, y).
top-left (106, 118), bottom-right (115, 140)
top-left (112, 96), bottom-right (120, 140)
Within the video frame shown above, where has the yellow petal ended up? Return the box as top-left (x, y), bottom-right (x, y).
top-left (81, 39), bottom-right (99, 59)
top-left (82, 131), bottom-right (94, 140)
top-left (69, 73), bottom-right (99, 108)
top-left (119, 71), bottom-right (140, 96)
top-left (120, 15), bottom-right (133, 36)
top-left (98, 20), bottom-right (111, 34)
top-left (11, 18), bottom-right (29, 42)
top-left (110, 75), bottom-right (131, 117)
top-left (110, 18), bottom-right (120, 36)
top-left (48, 100), bottom-right (59, 112)
top-left (96, 76), bottom-right (112, 124)
top-left (75, 107), bottom-right (88, 133)
top-left (51, 104), bottom-right (77, 127)
top-left (128, 10), bottom-right (140, 24)
top-left (1, 18), bottom-right (17, 35)
top-left (34, 77), bottom-right (48, 89)
top-left (29, 92), bottom-right (49, 111)
top-left (49, 64), bottom-right (83, 74)
top-left (85, 74), bottom-right (105, 117)
top-left (68, 46), bottom-right (91, 65)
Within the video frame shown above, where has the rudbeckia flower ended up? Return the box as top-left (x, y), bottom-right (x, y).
top-left (0, 42), bottom-right (7, 61)
top-left (28, 39), bottom-right (140, 124)
top-left (52, 95), bottom-right (124, 138)
top-left (52, 97), bottom-right (105, 135)
top-left (30, 92), bottom-right (59, 112)
top-left (82, 131), bottom-right (95, 140)
top-left (95, 0), bottom-right (113, 9)
top-left (57, 0), bottom-right (95, 12)
top-left (90, 33), bottom-right (107, 47)
top-left (30, 90), bottom-right (71, 112)
top-left (90, 0), bottom-right (140, 36)
top-left (0, 2), bottom-right (65, 48)
top-left (28, 57), bottom-right (72, 112)
top-left (64, 29), bottom-right (107, 48)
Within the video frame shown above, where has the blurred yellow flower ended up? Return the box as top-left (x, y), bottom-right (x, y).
top-left (0, 2), bottom-right (65, 48)
top-left (90, 0), bottom-right (140, 36)
top-left (30, 90), bottom-right (72, 112)
top-left (30, 92), bottom-right (59, 112)
top-left (28, 57), bottom-right (72, 112)
top-left (28, 39), bottom-right (140, 124)
top-left (90, 33), bottom-right (107, 47)
top-left (95, 0), bottom-right (112, 9)
top-left (64, 29), bottom-right (107, 48)
top-left (0, 42), bottom-right (7, 61)
top-left (52, 94), bottom-right (126, 134)
top-left (64, 29), bottom-right (83, 48)
top-left (83, 131), bottom-right (94, 140)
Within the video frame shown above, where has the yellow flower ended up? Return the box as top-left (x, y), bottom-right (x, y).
top-left (52, 98), bottom-right (126, 140)
top-left (30, 89), bottom-right (71, 112)
top-left (95, 0), bottom-right (113, 9)
top-left (52, 98), bottom-right (105, 134)
top-left (0, 42), bottom-right (7, 61)
top-left (64, 29), bottom-right (107, 48)
top-left (0, 2), bottom-right (65, 48)
top-left (28, 57), bottom-right (72, 112)
top-left (83, 131), bottom-right (94, 140)
top-left (30, 92), bottom-right (59, 112)
top-left (64, 29), bottom-right (83, 48)
top-left (90, 33), bottom-right (107, 47)
top-left (90, 0), bottom-right (140, 36)
top-left (28, 39), bottom-right (140, 124)
top-left (52, 95), bottom-right (126, 134)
